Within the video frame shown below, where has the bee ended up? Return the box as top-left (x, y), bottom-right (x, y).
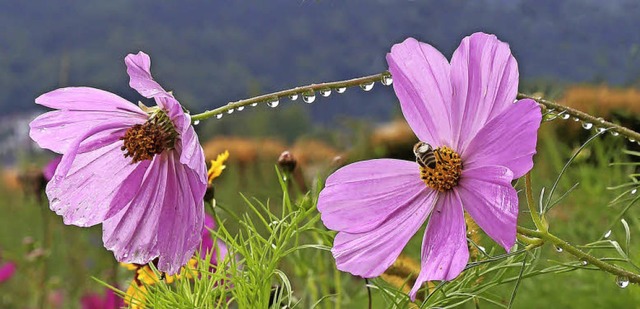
top-left (413, 141), bottom-right (437, 169)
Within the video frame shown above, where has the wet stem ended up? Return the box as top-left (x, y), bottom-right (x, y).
top-left (517, 173), bottom-right (640, 285)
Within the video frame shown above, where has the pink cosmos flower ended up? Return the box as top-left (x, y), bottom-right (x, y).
top-left (81, 288), bottom-right (124, 309)
top-left (29, 52), bottom-right (207, 274)
top-left (317, 32), bottom-right (542, 300)
top-left (0, 261), bottom-right (16, 283)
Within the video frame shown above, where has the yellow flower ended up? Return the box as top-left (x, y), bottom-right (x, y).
top-left (125, 282), bottom-right (147, 309)
top-left (207, 150), bottom-right (229, 184)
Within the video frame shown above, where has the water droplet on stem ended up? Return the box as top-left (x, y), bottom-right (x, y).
top-left (289, 94), bottom-right (299, 101)
top-left (554, 245), bottom-right (563, 253)
top-left (582, 122), bottom-right (593, 130)
top-left (336, 87), bottom-right (347, 93)
top-left (267, 98), bottom-right (280, 108)
top-left (604, 230), bottom-right (612, 238)
top-left (319, 88), bottom-right (331, 97)
top-left (193, 120), bottom-right (200, 126)
top-left (616, 276), bottom-right (629, 288)
top-left (302, 92), bottom-right (316, 104)
top-left (216, 114), bottom-right (223, 120)
top-left (360, 82), bottom-right (375, 91)
top-left (381, 74), bottom-right (393, 86)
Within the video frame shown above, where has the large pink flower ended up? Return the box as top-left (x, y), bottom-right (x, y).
top-left (317, 33), bottom-right (541, 300)
top-left (29, 52), bottom-right (207, 274)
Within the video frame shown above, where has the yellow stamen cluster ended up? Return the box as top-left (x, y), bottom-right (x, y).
top-left (419, 146), bottom-right (462, 192)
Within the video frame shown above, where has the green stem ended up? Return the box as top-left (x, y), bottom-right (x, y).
top-left (517, 93), bottom-right (640, 142)
top-left (516, 226), bottom-right (640, 284)
top-left (190, 73), bottom-right (388, 121)
top-left (525, 173), bottom-right (547, 233)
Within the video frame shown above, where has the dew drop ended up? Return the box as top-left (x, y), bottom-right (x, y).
top-left (381, 74), bottom-right (393, 86)
top-left (319, 88), bottom-right (332, 97)
top-left (611, 131), bottom-right (619, 136)
top-left (582, 122), bottom-right (593, 130)
top-left (267, 98), bottom-right (280, 108)
top-left (360, 82), bottom-right (375, 91)
top-left (478, 245), bottom-right (486, 254)
top-left (289, 94), bottom-right (299, 101)
top-left (616, 276), bottom-right (630, 288)
top-left (336, 87), bottom-right (347, 94)
top-left (573, 117), bottom-right (580, 122)
top-left (580, 259), bottom-right (588, 266)
top-left (302, 92), bottom-right (316, 104)
top-left (629, 138), bottom-right (636, 143)
top-left (554, 245), bottom-right (563, 253)
top-left (561, 113), bottom-right (570, 120)
top-left (604, 230), bottom-right (612, 238)
top-left (596, 127), bottom-right (605, 133)
top-left (250, 103), bottom-right (258, 107)
top-left (227, 108), bottom-right (234, 114)
top-left (216, 114), bottom-right (223, 120)
top-left (631, 189), bottom-right (637, 195)
top-left (193, 120), bottom-right (200, 126)
top-left (237, 106), bottom-right (245, 111)
top-left (597, 117), bottom-right (605, 124)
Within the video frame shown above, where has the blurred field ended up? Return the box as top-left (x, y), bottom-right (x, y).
top-left (2, 84), bottom-right (640, 308)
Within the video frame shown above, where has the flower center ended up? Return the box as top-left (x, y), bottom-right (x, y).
top-left (413, 142), bottom-right (462, 192)
top-left (121, 110), bottom-right (178, 163)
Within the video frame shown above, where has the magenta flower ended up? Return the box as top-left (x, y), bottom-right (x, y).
top-left (201, 213), bottom-right (228, 264)
top-left (29, 52), bottom-right (207, 274)
top-left (81, 288), bottom-right (124, 309)
top-left (0, 261), bottom-right (16, 283)
top-left (318, 33), bottom-right (541, 299)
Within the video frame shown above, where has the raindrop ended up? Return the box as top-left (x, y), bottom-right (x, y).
top-left (302, 92), bottom-right (316, 104)
top-left (267, 98), bottom-right (280, 108)
top-left (632, 189), bottom-right (637, 195)
top-left (580, 259), bottom-right (588, 266)
top-left (360, 82), bottom-right (375, 91)
top-left (478, 245), bottom-right (486, 253)
top-left (250, 103), bottom-right (258, 107)
top-left (573, 117), bottom-right (580, 122)
top-left (336, 87), bottom-right (347, 93)
top-left (582, 122), bottom-right (593, 130)
top-left (596, 127), bottom-right (605, 133)
top-left (193, 120), bottom-right (200, 126)
top-left (616, 276), bottom-right (630, 288)
top-left (554, 245), bottom-right (563, 253)
top-left (216, 114), bottom-right (223, 120)
top-left (629, 138), bottom-right (636, 143)
top-left (597, 117), bottom-right (605, 124)
top-left (227, 108), bottom-right (234, 114)
top-left (289, 94), bottom-right (299, 101)
top-left (611, 131), bottom-right (619, 136)
top-left (381, 74), bottom-right (393, 86)
top-left (237, 106), bottom-right (245, 111)
top-left (604, 230), bottom-right (612, 238)
top-left (319, 88), bottom-right (332, 97)
top-left (561, 113), bottom-right (571, 120)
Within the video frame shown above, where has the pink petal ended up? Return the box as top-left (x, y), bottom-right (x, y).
top-left (409, 191), bottom-right (468, 300)
top-left (30, 89), bottom-right (146, 154)
top-left (386, 37), bottom-right (453, 146)
top-left (331, 189), bottom-right (437, 278)
top-left (463, 98), bottom-right (541, 179)
top-left (35, 87), bottom-right (146, 114)
top-left (449, 32), bottom-right (520, 152)
top-left (43, 156), bottom-right (62, 182)
top-left (125, 52), bottom-right (172, 99)
top-left (458, 165), bottom-right (518, 251)
top-left (0, 262), bottom-right (16, 283)
top-left (175, 116), bottom-right (207, 184)
top-left (102, 151), bottom-right (205, 274)
top-left (318, 159), bottom-right (427, 234)
top-left (156, 153), bottom-right (205, 274)
top-left (47, 142), bottom-right (149, 227)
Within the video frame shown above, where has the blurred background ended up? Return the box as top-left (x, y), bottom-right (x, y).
top-left (2, 0), bottom-right (640, 308)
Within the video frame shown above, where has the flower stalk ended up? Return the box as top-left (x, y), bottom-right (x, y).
top-left (516, 226), bottom-right (640, 285)
top-left (190, 73), bottom-right (388, 121)
top-left (517, 93), bottom-right (640, 142)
